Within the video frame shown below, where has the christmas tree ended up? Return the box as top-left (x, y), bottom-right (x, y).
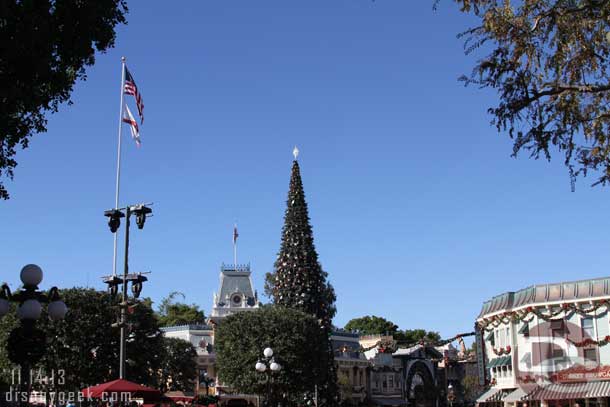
top-left (271, 150), bottom-right (338, 404)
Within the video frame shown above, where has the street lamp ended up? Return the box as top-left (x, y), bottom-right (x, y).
top-left (447, 383), bottom-right (455, 407)
top-left (102, 202), bottom-right (152, 380)
top-left (255, 347), bottom-right (282, 407)
top-left (0, 264), bottom-right (67, 407)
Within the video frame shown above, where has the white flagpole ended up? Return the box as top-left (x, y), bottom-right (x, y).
top-left (112, 56), bottom-right (127, 277)
top-left (233, 224), bottom-right (238, 268)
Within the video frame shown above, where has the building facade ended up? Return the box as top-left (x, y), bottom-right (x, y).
top-left (476, 277), bottom-right (610, 407)
top-left (360, 335), bottom-right (441, 407)
top-left (332, 331), bottom-right (370, 404)
top-left (160, 263), bottom-right (260, 405)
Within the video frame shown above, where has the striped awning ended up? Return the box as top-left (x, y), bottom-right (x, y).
top-left (488, 355), bottom-right (512, 368)
top-left (476, 387), bottom-right (504, 403)
top-left (503, 387), bottom-right (536, 402)
top-left (526, 382), bottom-right (610, 400)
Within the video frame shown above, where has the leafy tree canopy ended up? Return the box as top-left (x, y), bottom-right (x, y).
top-left (157, 337), bottom-right (197, 393)
top-left (397, 329), bottom-right (442, 344)
top-left (156, 292), bottom-right (206, 327)
top-left (343, 316), bottom-right (441, 345)
top-left (0, 0), bottom-right (128, 199)
top-left (215, 306), bottom-right (333, 406)
top-left (450, 0), bottom-right (610, 188)
top-left (344, 315), bottom-right (399, 336)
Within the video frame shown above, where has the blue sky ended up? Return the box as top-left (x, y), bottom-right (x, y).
top-left (2, 1), bottom-right (610, 340)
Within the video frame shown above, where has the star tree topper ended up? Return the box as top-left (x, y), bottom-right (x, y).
top-left (293, 146), bottom-right (299, 160)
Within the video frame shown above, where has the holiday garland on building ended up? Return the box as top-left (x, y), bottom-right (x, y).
top-left (271, 156), bottom-right (338, 405)
top-left (478, 299), bottom-right (610, 331)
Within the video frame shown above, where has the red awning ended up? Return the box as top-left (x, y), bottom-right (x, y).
top-left (164, 391), bottom-right (195, 403)
top-left (82, 379), bottom-right (161, 400)
top-left (526, 382), bottom-right (610, 400)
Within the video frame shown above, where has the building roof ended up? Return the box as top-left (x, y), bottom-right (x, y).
top-left (215, 264), bottom-right (256, 305)
top-left (478, 276), bottom-right (610, 318)
top-left (392, 344), bottom-right (443, 359)
top-left (160, 324), bottom-right (212, 332)
top-left (210, 263), bottom-right (260, 321)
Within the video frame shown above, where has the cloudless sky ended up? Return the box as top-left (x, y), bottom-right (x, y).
top-left (3, 1), bottom-right (610, 340)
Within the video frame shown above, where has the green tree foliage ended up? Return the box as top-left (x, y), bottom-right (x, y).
top-left (0, 304), bottom-right (18, 392)
top-left (0, 0), bottom-right (128, 199)
top-left (0, 288), bottom-right (196, 394)
top-left (343, 316), bottom-right (440, 345)
top-left (268, 158), bottom-right (338, 404)
top-left (452, 0), bottom-right (610, 187)
top-left (344, 316), bottom-right (399, 335)
top-left (398, 329), bottom-right (442, 345)
top-left (157, 337), bottom-right (197, 393)
top-left (157, 292), bottom-right (206, 327)
top-left (34, 288), bottom-right (164, 390)
top-left (215, 306), bottom-right (333, 406)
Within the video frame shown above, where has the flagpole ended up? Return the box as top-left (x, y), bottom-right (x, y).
top-left (233, 224), bottom-right (238, 268)
top-left (112, 56), bottom-right (127, 277)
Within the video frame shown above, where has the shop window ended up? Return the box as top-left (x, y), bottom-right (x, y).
top-left (551, 319), bottom-right (565, 332)
top-left (582, 317), bottom-right (595, 339)
top-left (584, 348), bottom-right (597, 367)
top-left (506, 327), bottom-right (511, 346)
top-left (389, 375), bottom-right (394, 388)
top-left (553, 347), bottom-right (566, 369)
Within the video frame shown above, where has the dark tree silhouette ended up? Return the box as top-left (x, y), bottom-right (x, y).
top-left (0, 0), bottom-right (128, 199)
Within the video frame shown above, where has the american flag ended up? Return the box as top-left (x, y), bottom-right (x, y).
top-left (124, 67), bottom-right (144, 124)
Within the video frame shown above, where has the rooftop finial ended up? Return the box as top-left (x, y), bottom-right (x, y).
top-left (293, 146), bottom-right (299, 160)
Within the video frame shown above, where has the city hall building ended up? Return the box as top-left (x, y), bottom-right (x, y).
top-left (476, 277), bottom-right (610, 407)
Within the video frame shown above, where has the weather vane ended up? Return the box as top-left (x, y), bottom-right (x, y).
top-left (293, 146), bottom-right (299, 160)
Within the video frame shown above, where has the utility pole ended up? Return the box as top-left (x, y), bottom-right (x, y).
top-left (103, 203), bottom-right (152, 380)
top-left (118, 205), bottom-right (130, 379)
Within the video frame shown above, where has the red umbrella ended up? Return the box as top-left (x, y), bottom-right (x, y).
top-left (82, 379), bottom-right (161, 400)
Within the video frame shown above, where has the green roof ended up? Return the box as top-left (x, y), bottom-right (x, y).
top-left (479, 276), bottom-right (610, 318)
top-left (488, 355), bottom-right (511, 368)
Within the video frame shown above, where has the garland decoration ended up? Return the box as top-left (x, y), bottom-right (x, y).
top-left (567, 335), bottom-right (610, 348)
top-left (478, 300), bottom-right (610, 331)
top-left (358, 332), bottom-right (476, 353)
top-left (492, 345), bottom-right (511, 355)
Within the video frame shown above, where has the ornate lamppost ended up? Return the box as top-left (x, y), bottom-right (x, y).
top-left (255, 347), bottom-right (282, 407)
top-left (0, 264), bottom-right (68, 406)
top-left (103, 203), bottom-right (152, 380)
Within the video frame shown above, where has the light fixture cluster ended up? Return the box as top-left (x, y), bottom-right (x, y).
top-left (255, 347), bottom-right (282, 373)
top-left (0, 264), bottom-right (68, 322)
